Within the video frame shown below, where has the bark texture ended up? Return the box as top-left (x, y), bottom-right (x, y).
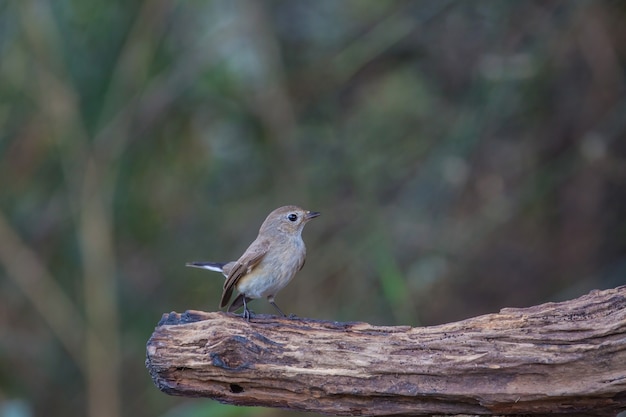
top-left (146, 286), bottom-right (626, 416)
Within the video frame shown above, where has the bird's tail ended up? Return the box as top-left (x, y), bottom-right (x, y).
top-left (185, 261), bottom-right (226, 273)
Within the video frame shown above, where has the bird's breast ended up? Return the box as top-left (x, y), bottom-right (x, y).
top-left (236, 237), bottom-right (306, 299)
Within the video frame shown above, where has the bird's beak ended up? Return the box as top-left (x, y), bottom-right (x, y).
top-left (305, 211), bottom-right (321, 220)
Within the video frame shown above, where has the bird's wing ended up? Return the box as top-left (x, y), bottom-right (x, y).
top-left (220, 238), bottom-right (270, 308)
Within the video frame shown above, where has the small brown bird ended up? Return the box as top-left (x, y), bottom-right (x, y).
top-left (186, 205), bottom-right (320, 320)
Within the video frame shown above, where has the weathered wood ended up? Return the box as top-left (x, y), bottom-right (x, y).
top-left (146, 286), bottom-right (626, 416)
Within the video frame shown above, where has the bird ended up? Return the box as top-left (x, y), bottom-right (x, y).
top-left (186, 205), bottom-right (320, 320)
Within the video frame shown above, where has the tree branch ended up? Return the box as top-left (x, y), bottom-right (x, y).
top-left (146, 286), bottom-right (626, 416)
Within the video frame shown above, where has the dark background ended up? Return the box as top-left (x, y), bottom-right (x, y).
top-left (1, 1), bottom-right (625, 416)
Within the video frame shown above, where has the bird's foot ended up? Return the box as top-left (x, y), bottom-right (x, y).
top-left (241, 308), bottom-right (256, 322)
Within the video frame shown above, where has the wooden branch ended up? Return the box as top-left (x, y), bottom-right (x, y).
top-left (146, 286), bottom-right (626, 416)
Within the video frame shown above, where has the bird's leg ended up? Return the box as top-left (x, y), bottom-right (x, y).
top-left (242, 297), bottom-right (254, 322)
top-left (268, 296), bottom-right (287, 317)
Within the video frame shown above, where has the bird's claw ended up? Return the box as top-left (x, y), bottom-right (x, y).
top-left (242, 309), bottom-right (256, 322)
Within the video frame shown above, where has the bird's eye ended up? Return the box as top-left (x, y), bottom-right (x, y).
top-left (288, 213), bottom-right (298, 222)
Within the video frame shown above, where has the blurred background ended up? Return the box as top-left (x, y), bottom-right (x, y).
top-left (1, 1), bottom-right (625, 416)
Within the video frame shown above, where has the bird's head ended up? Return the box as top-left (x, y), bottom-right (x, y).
top-left (259, 205), bottom-right (320, 236)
